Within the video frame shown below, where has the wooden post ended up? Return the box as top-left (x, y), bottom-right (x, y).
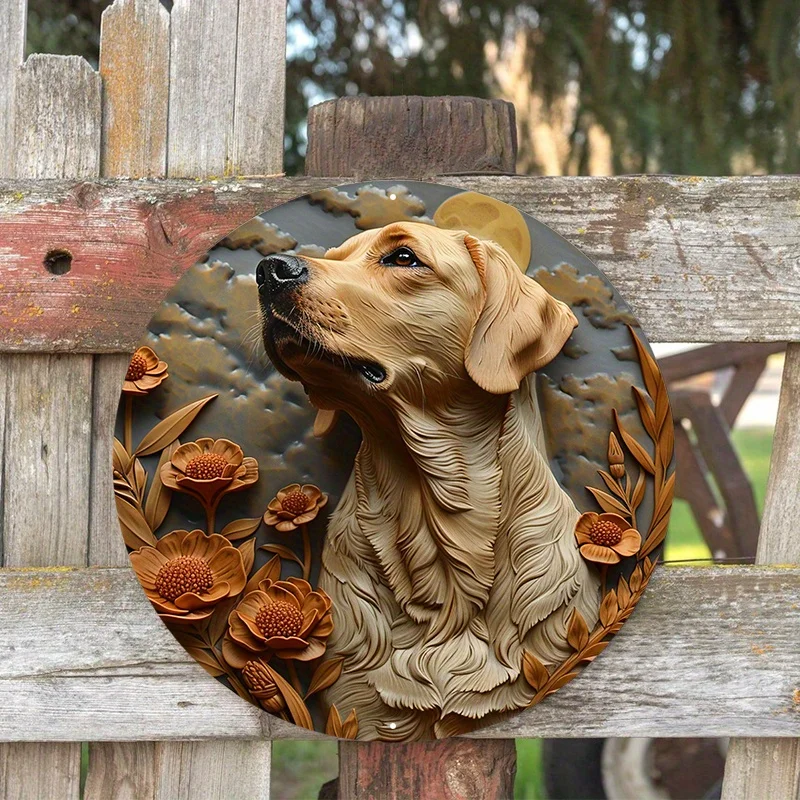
top-left (721, 343), bottom-right (800, 798)
top-left (306, 95), bottom-right (518, 800)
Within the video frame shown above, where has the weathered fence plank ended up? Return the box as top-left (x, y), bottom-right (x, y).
top-left (99, 0), bottom-right (170, 178)
top-left (0, 354), bottom-right (93, 567)
top-left (232, 0), bottom-right (285, 176)
top-left (721, 343), bottom-right (800, 799)
top-left (84, 742), bottom-right (157, 800)
top-left (306, 97), bottom-right (518, 178)
top-left (12, 55), bottom-right (101, 179)
top-left (0, 0), bottom-right (26, 178)
top-left (0, 743), bottom-right (81, 800)
top-left (0, 175), bottom-right (798, 352)
top-left (168, 0), bottom-right (238, 178)
top-left (0, 566), bottom-right (797, 741)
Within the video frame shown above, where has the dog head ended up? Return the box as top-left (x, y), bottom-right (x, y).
top-left (258, 219), bottom-right (577, 413)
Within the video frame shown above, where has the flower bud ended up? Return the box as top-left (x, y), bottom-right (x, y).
top-left (608, 433), bottom-right (625, 477)
top-left (242, 660), bottom-right (286, 713)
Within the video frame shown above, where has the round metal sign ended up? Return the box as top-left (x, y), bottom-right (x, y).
top-left (115, 181), bottom-right (674, 740)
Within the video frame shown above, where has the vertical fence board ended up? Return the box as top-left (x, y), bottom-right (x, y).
top-left (1, 45), bottom-right (100, 797)
top-left (85, 742), bottom-right (157, 800)
top-left (721, 343), bottom-right (800, 800)
top-left (153, 741), bottom-right (271, 800)
top-left (99, 0), bottom-right (170, 178)
top-left (231, 0), bottom-right (285, 175)
top-left (0, 0), bottom-right (26, 177)
top-left (168, 0), bottom-right (238, 178)
top-left (88, 354), bottom-right (130, 568)
top-left (0, 743), bottom-right (81, 800)
top-left (0, 353), bottom-right (93, 566)
top-left (12, 55), bottom-right (101, 178)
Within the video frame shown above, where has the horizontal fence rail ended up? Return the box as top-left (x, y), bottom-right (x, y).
top-left (1, 565), bottom-right (798, 741)
top-left (0, 174), bottom-right (798, 351)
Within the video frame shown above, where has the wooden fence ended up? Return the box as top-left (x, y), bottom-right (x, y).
top-left (0, 0), bottom-right (798, 798)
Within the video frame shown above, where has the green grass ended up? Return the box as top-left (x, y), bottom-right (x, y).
top-left (268, 429), bottom-right (774, 800)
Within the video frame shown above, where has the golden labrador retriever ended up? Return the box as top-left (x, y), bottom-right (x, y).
top-left (258, 217), bottom-right (600, 740)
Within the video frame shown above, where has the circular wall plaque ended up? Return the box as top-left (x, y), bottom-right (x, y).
top-left (115, 181), bottom-right (674, 740)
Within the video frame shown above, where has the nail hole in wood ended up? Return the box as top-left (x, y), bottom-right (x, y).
top-left (44, 248), bottom-right (72, 275)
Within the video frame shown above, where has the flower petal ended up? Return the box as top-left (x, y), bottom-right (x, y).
top-left (598, 512), bottom-right (630, 531)
top-left (289, 638), bottom-right (326, 662)
top-left (134, 374), bottom-right (162, 390)
top-left (263, 511), bottom-right (281, 526)
top-left (122, 381), bottom-right (148, 396)
top-left (574, 512), bottom-right (598, 537)
top-left (211, 438), bottom-right (244, 465)
top-left (239, 458), bottom-right (259, 484)
top-left (159, 609), bottom-right (213, 625)
top-left (298, 608), bottom-right (320, 639)
top-left (301, 485), bottom-right (322, 503)
top-left (208, 548), bottom-right (246, 589)
top-left (170, 442), bottom-right (202, 473)
top-left (612, 528), bottom-right (642, 557)
top-left (137, 346), bottom-right (159, 369)
top-left (293, 510), bottom-right (319, 526)
top-left (264, 635), bottom-right (311, 651)
top-left (174, 582), bottom-right (230, 610)
top-left (267, 498), bottom-right (283, 513)
top-left (155, 530), bottom-right (188, 561)
top-left (229, 612), bottom-right (268, 652)
top-left (130, 548), bottom-right (168, 586)
top-left (275, 520), bottom-right (299, 532)
top-left (276, 484), bottom-right (301, 501)
top-left (575, 530), bottom-right (593, 546)
top-left (579, 543), bottom-right (621, 564)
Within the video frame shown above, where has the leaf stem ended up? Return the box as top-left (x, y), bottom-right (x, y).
top-left (124, 394), bottom-right (133, 454)
top-left (206, 504), bottom-right (216, 536)
top-left (301, 524), bottom-right (311, 582)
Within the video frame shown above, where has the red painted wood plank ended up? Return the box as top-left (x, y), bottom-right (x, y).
top-left (0, 179), bottom-right (317, 352)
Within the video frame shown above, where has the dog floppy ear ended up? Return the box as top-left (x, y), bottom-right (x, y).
top-left (464, 235), bottom-right (578, 394)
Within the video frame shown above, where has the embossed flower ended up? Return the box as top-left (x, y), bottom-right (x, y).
top-left (241, 659), bottom-right (286, 713)
top-left (575, 512), bottom-right (641, 564)
top-left (263, 484), bottom-right (328, 532)
top-left (161, 438), bottom-right (259, 510)
top-left (122, 346), bottom-right (168, 395)
top-left (130, 529), bottom-right (247, 625)
top-left (223, 578), bottom-right (333, 664)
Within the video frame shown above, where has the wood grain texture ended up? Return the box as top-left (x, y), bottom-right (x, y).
top-left (167, 0), bottom-right (238, 178)
top-left (334, 740), bottom-right (515, 800)
top-left (0, 174), bottom-right (798, 351)
top-left (84, 742), bottom-right (156, 800)
top-left (0, 743), bottom-right (81, 800)
top-left (232, 0), bottom-right (285, 176)
top-left (0, 566), bottom-right (798, 740)
top-left (88, 354), bottom-right (130, 567)
top-left (12, 55), bottom-right (101, 179)
top-left (152, 741), bottom-right (270, 800)
top-left (722, 343), bottom-right (800, 799)
top-left (0, 0), bottom-right (26, 177)
top-left (0, 354), bottom-right (93, 567)
top-left (99, 0), bottom-right (170, 178)
top-left (306, 97), bottom-right (517, 179)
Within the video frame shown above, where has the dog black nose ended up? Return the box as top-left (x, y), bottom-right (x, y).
top-left (256, 255), bottom-right (309, 294)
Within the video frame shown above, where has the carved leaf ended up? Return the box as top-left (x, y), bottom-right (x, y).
top-left (631, 468), bottom-right (646, 515)
top-left (244, 555), bottom-right (282, 594)
top-left (629, 564), bottom-right (643, 594)
top-left (632, 386), bottom-right (657, 440)
top-left (617, 575), bottom-right (632, 608)
top-left (341, 708), bottom-right (359, 740)
top-left (586, 487), bottom-right (629, 517)
top-left (134, 394), bottom-right (217, 456)
top-left (116, 495), bottom-right (157, 549)
top-left (522, 652), bottom-right (550, 691)
top-left (129, 458), bottom-right (148, 504)
top-left (325, 704), bottom-right (343, 737)
top-left (112, 437), bottom-right (131, 473)
top-left (545, 671), bottom-right (580, 694)
top-left (567, 610), bottom-right (589, 651)
top-left (208, 596), bottom-right (239, 646)
top-left (144, 440), bottom-right (178, 532)
top-left (599, 589), bottom-right (619, 627)
top-left (238, 538), bottom-right (256, 576)
top-left (184, 646), bottom-right (225, 677)
top-left (628, 326), bottom-right (660, 401)
top-left (306, 657), bottom-right (345, 699)
top-left (261, 544), bottom-right (304, 569)
top-left (598, 470), bottom-right (628, 502)
top-left (614, 410), bottom-right (656, 474)
top-left (221, 517), bottom-right (262, 541)
top-left (581, 640), bottom-right (609, 661)
top-left (266, 664), bottom-right (314, 730)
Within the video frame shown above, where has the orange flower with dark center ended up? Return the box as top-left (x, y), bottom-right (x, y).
top-left (161, 438), bottom-right (258, 511)
top-left (123, 346), bottom-right (168, 395)
top-left (575, 512), bottom-right (642, 565)
top-left (130, 529), bottom-right (247, 625)
top-left (263, 484), bottom-right (328, 532)
top-left (223, 577), bottom-right (333, 665)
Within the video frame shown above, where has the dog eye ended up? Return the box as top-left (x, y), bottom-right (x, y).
top-left (381, 247), bottom-right (426, 269)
